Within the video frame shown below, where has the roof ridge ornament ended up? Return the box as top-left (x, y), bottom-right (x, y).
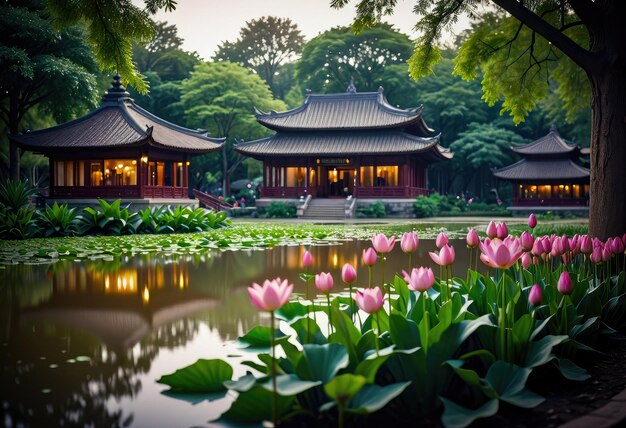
top-left (346, 75), bottom-right (357, 94)
top-left (102, 73), bottom-right (130, 103)
top-left (549, 123), bottom-right (559, 134)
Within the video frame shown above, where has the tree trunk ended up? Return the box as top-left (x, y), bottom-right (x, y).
top-left (9, 94), bottom-right (20, 180)
top-left (222, 145), bottom-right (230, 197)
top-left (588, 67), bottom-right (626, 239)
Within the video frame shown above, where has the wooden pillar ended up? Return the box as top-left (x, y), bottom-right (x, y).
top-left (49, 158), bottom-right (55, 198)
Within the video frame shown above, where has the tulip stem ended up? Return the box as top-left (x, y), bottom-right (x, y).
top-left (374, 311), bottom-right (380, 356)
top-left (270, 310), bottom-right (277, 427)
top-left (500, 269), bottom-right (507, 361)
top-left (422, 292), bottom-right (429, 353)
top-left (408, 252), bottom-right (412, 273)
top-left (305, 268), bottom-right (311, 344)
top-left (326, 293), bottom-right (333, 336)
top-left (368, 265), bottom-right (372, 288)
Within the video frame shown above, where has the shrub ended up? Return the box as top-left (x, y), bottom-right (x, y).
top-left (0, 179), bottom-right (35, 211)
top-left (0, 206), bottom-right (37, 239)
top-left (356, 201), bottom-right (386, 218)
top-left (136, 205), bottom-right (231, 234)
top-left (36, 202), bottom-right (79, 237)
top-left (78, 199), bottom-right (141, 235)
top-left (414, 195), bottom-right (440, 218)
top-left (260, 201), bottom-right (296, 218)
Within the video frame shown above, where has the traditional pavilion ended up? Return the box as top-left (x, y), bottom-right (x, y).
top-left (11, 75), bottom-right (224, 200)
top-left (493, 125), bottom-right (590, 208)
top-left (235, 84), bottom-right (451, 199)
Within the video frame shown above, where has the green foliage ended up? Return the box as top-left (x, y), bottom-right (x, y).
top-left (78, 199), bottom-right (141, 236)
top-left (414, 192), bottom-right (509, 218)
top-left (0, 206), bottom-right (37, 240)
top-left (414, 194), bottom-right (440, 218)
top-left (157, 359), bottom-right (233, 393)
top-left (259, 202), bottom-right (297, 219)
top-left (0, 179), bottom-right (35, 211)
top-left (214, 16), bottom-right (304, 98)
top-left (296, 23), bottom-right (415, 105)
top-left (36, 202), bottom-right (79, 237)
top-left (356, 201), bottom-right (386, 218)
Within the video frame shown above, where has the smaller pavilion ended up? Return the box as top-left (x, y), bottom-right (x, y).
top-left (493, 125), bottom-right (590, 211)
top-left (11, 75), bottom-right (224, 204)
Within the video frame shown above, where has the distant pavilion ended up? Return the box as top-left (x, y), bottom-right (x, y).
top-left (235, 85), bottom-right (451, 201)
top-left (11, 75), bottom-right (224, 202)
top-left (494, 125), bottom-right (590, 210)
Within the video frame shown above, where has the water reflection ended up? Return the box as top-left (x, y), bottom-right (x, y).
top-left (0, 239), bottom-right (473, 427)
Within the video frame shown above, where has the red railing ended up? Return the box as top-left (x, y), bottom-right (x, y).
top-left (354, 186), bottom-right (429, 198)
top-left (193, 190), bottom-right (233, 211)
top-left (52, 186), bottom-right (141, 198)
top-left (143, 186), bottom-right (188, 199)
top-left (260, 186), bottom-right (312, 198)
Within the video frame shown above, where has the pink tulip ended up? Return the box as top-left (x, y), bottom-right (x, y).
top-left (531, 238), bottom-right (544, 257)
top-left (521, 252), bottom-right (532, 269)
top-left (541, 236), bottom-right (552, 254)
top-left (557, 271), bottom-right (573, 295)
top-left (402, 267), bottom-right (435, 292)
top-left (354, 287), bottom-right (384, 313)
top-left (561, 234), bottom-right (570, 253)
top-left (479, 236), bottom-right (523, 269)
top-left (371, 233), bottom-right (396, 254)
top-left (496, 223), bottom-right (508, 239)
top-left (520, 231), bottom-right (534, 252)
top-left (602, 246), bottom-right (611, 262)
top-left (248, 278), bottom-right (293, 312)
top-left (590, 246), bottom-right (603, 264)
top-left (528, 213), bottom-right (537, 228)
top-left (466, 229), bottom-right (480, 248)
top-left (580, 235), bottom-right (593, 254)
top-left (429, 244), bottom-right (456, 266)
top-left (486, 221), bottom-right (497, 239)
top-left (436, 232), bottom-right (449, 249)
top-left (400, 231), bottom-right (419, 253)
top-left (529, 284), bottom-right (542, 305)
top-left (315, 272), bottom-right (334, 294)
top-left (362, 247), bottom-right (377, 266)
top-left (341, 263), bottom-right (357, 284)
top-left (550, 237), bottom-right (564, 257)
top-left (302, 250), bottom-right (313, 268)
top-left (612, 236), bottom-right (625, 255)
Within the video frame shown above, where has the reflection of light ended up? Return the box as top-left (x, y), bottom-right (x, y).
top-left (132, 160), bottom-right (137, 165)
top-left (186, 161), bottom-right (190, 166)
top-left (105, 276), bottom-right (109, 289)
top-left (141, 156), bottom-right (148, 163)
top-left (142, 288), bottom-right (150, 304)
top-left (179, 273), bottom-right (184, 289)
top-left (332, 253), bottom-right (338, 267)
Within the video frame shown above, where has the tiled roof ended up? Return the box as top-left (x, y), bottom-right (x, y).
top-left (512, 124), bottom-right (577, 156)
top-left (11, 75), bottom-right (224, 154)
top-left (235, 131), bottom-right (451, 161)
top-left (255, 90), bottom-right (430, 131)
top-left (493, 158), bottom-right (590, 180)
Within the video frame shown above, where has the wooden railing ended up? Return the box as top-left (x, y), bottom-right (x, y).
top-left (193, 190), bottom-right (233, 211)
top-left (260, 186), bottom-right (311, 198)
top-left (354, 186), bottom-right (429, 198)
top-left (53, 185), bottom-right (141, 198)
top-left (143, 186), bottom-right (188, 199)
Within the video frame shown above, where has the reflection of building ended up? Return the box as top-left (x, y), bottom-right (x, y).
top-left (494, 125), bottom-right (590, 211)
top-left (235, 84), bottom-right (451, 200)
top-left (11, 75), bottom-right (223, 201)
top-left (23, 261), bottom-right (215, 350)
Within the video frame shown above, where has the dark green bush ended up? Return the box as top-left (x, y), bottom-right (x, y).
top-left (136, 205), bottom-right (231, 234)
top-left (78, 199), bottom-right (141, 235)
top-left (259, 201), bottom-right (296, 218)
top-left (0, 179), bottom-right (35, 211)
top-left (36, 202), bottom-right (79, 237)
top-left (414, 193), bottom-right (507, 218)
top-left (0, 205), bottom-right (37, 239)
top-left (356, 201), bottom-right (386, 218)
top-left (414, 195), bottom-right (440, 218)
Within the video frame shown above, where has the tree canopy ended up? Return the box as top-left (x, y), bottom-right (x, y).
top-left (214, 16), bottom-right (304, 98)
top-left (179, 61), bottom-right (286, 195)
top-left (333, 0), bottom-right (626, 237)
top-left (0, 2), bottom-right (101, 179)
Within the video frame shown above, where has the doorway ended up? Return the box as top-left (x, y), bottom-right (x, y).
top-left (325, 167), bottom-right (354, 197)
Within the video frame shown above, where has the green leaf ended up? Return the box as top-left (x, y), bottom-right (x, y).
top-left (261, 374), bottom-right (321, 396)
top-left (355, 348), bottom-right (393, 383)
top-left (441, 397), bottom-right (499, 428)
top-left (324, 373), bottom-right (366, 403)
top-left (220, 386), bottom-right (294, 423)
top-left (276, 301), bottom-right (310, 322)
top-left (554, 358), bottom-right (591, 381)
top-left (347, 382), bottom-right (411, 414)
top-left (237, 326), bottom-right (289, 349)
top-left (224, 373), bottom-right (258, 392)
top-left (157, 359), bottom-right (232, 392)
top-left (524, 335), bottom-right (567, 368)
top-left (296, 343), bottom-right (349, 383)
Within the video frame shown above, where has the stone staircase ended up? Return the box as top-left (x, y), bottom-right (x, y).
top-left (300, 198), bottom-right (346, 220)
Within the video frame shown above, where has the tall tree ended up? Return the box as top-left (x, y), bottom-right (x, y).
top-left (179, 61), bottom-right (286, 196)
top-left (295, 23), bottom-right (415, 101)
top-left (0, 3), bottom-right (100, 180)
top-left (214, 16), bottom-right (304, 97)
top-left (332, 0), bottom-right (626, 238)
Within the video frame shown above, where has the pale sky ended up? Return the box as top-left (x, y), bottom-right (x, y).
top-left (152, 0), bottom-right (470, 60)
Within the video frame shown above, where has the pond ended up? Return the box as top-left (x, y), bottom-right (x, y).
top-left (0, 239), bottom-right (475, 427)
